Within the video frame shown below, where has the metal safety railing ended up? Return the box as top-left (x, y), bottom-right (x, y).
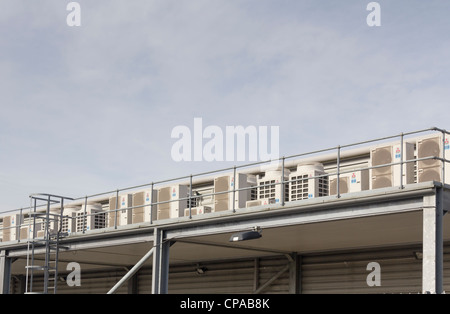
top-left (1, 127), bottom-right (449, 239)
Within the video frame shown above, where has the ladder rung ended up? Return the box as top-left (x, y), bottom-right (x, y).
top-left (25, 265), bottom-right (57, 270)
top-left (25, 265), bottom-right (45, 270)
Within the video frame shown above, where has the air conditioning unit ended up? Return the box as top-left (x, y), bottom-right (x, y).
top-left (61, 205), bottom-right (80, 235)
top-left (38, 208), bottom-right (62, 237)
top-left (329, 170), bottom-right (369, 196)
top-left (2, 214), bottom-right (22, 242)
top-left (184, 205), bottom-right (212, 216)
top-left (214, 173), bottom-right (256, 212)
top-left (246, 198), bottom-right (274, 208)
top-left (19, 222), bottom-right (42, 240)
top-left (157, 185), bottom-right (188, 220)
top-left (76, 203), bottom-right (105, 232)
top-left (132, 189), bottom-right (157, 224)
top-left (257, 168), bottom-right (290, 204)
top-left (417, 134), bottom-right (450, 184)
top-left (370, 142), bottom-right (415, 189)
top-left (289, 163), bottom-right (328, 200)
top-left (108, 194), bottom-right (132, 227)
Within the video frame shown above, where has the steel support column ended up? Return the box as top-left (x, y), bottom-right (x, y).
top-left (422, 187), bottom-right (444, 294)
top-left (152, 228), bottom-right (171, 294)
top-left (0, 250), bottom-right (11, 294)
top-left (289, 253), bottom-right (301, 294)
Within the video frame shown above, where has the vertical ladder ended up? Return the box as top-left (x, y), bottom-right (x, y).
top-left (25, 194), bottom-right (73, 294)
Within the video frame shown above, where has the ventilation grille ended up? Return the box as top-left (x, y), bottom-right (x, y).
top-left (417, 137), bottom-right (442, 183)
top-left (290, 174), bottom-right (328, 200)
top-left (371, 146), bottom-right (393, 189)
top-left (108, 196), bottom-right (121, 227)
top-left (372, 146), bottom-right (392, 176)
top-left (258, 180), bottom-right (289, 202)
top-left (329, 177), bottom-right (349, 196)
top-left (418, 137), bottom-right (441, 169)
top-left (76, 212), bottom-right (86, 232)
top-left (19, 227), bottom-right (29, 240)
top-left (76, 211), bottom-right (105, 232)
top-left (61, 216), bottom-right (70, 233)
top-left (214, 176), bottom-right (230, 212)
top-left (157, 187), bottom-right (171, 220)
top-left (95, 212), bottom-right (106, 229)
top-left (132, 192), bottom-right (145, 223)
top-left (2, 216), bottom-right (13, 241)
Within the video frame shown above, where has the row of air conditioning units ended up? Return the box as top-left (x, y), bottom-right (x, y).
top-left (369, 134), bottom-right (450, 189)
top-left (103, 164), bottom-right (329, 226)
top-left (0, 203), bottom-right (107, 242)
top-left (1, 135), bottom-right (447, 239)
top-left (329, 134), bottom-right (449, 193)
top-left (103, 133), bottom-right (449, 225)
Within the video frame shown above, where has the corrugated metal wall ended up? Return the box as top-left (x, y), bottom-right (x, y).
top-left (11, 256), bottom-right (290, 294)
top-left (8, 244), bottom-right (450, 294)
top-left (137, 256), bottom-right (290, 294)
top-left (301, 245), bottom-right (450, 294)
top-left (12, 269), bottom-right (129, 294)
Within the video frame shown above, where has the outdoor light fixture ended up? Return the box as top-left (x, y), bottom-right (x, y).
top-left (414, 251), bottom-right (423, 260)
top-left (196, 267), bottom-right (208, 275)
top-left (229, 226), bottom-right (262, 242)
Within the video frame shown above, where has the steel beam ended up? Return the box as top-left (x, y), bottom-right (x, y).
top-left (0, 250), bottom-right (11, 294)
top-left (166, 196), bottom-right (425, 240)
top-left (422, 187), bottom-right (444, 294)
top-left (107, 247), bottom-right (154, 294)
top-left (152, 228), bottom-right (171, 294)
top-left (7, 231), bottom-right (155, 258)
top-left (289, 253), bottom-right (301, 294)
top-left (254, 263), bottom-right (289, 294)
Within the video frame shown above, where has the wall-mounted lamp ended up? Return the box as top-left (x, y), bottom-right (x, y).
top-left (414, 251), bottom-right (423, 260)
top-left (229, 226), bottom-right (262, 242)
top-left (196, 266), bottom-right (208, 275)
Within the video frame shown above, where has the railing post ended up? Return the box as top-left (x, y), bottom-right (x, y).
top-left (189, 175), bottom-right (193, 219)
top-left (18, 208), bottom-right (23, 243)
top-left (115, 189), bottom-right (119, 229)
top-left (82, 196), bottom-right (88, 234)
top-left (150, 182), bottom-right (154, 224)
top-left (400, 132), bottom-right (404, 189)
top-left (232, 166), bottom-right (237, 213)
top-left (442, 130), bottom-right (446, 186)
top-left (281, 157), bottom-right (286, 206)
top-left (337, 146), bottom-right (341, 198)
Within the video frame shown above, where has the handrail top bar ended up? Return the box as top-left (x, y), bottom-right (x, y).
top-left (29, 193), bottom-right (74, 201)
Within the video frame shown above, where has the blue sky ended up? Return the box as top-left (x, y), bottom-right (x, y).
top-left (1, 0), bottom-right (449, 211)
